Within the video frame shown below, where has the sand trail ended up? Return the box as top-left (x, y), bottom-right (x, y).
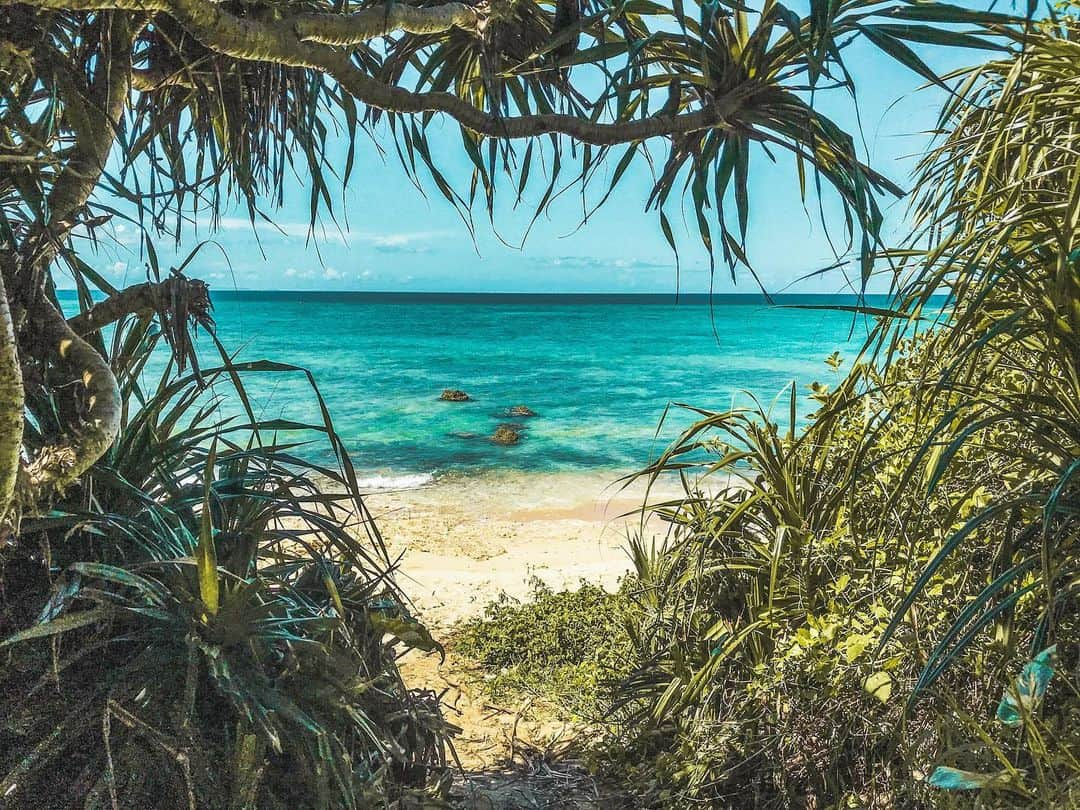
top-left (364, 471), bottom-right (682, 807)
top-left (366, 471), bottom-right (681, 630)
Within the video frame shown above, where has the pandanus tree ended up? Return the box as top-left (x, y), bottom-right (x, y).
top-left (0, 0), bottom-right (1021, 804)
top-left (608, 12), bottom-right (1080, 807)
top-left (0, 0), bottom-right (1018, 526)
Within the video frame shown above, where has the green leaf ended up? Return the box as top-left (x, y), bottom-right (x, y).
top-left (1, 608), bottom-right (112, 648)
top-left (368, 612), bottom-right (443, 660)
top-left (197, 441), bottom-right (220, 618)
top-left (863, 671), bottom-right (893, 704)
top-left (997, 645), bottom-right (1058, 726)
top-left (320, 562), bottom-right (347, 620)
top-left (67, 563), bottom-right (169, 606)
top-left (554, 41), bottom-right (630, 68)
top-left (926, 766), bottom-right (1012, 790)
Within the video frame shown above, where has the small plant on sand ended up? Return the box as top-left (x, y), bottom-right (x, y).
top-left (455, 577), bottom-right (636, 720)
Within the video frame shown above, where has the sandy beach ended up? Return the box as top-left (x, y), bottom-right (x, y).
top-left (363, 470), bottom-right (686, 630)
top-left (362, 469), bottom-right (687, 785)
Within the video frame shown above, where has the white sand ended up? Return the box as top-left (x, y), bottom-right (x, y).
top-left (363, 470), bottom-right (687, 629)
top-left (363, 469), bottom-right (688, 777)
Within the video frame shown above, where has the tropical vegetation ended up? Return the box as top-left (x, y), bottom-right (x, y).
top-left (455, 577), bottom-right (636, 720)
top-left (600, 10), bottom-right (1080, 807)
top-left (0, 0), bottom-right (1075, 805)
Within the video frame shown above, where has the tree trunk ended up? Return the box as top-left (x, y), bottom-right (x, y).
top-left (20, 299), bottom-right (121, 507)
top-left (0, 265), bottom-right (24, 527)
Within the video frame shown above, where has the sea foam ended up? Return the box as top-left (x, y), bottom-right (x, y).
top-left (355, 472), bottom-right (435, 490)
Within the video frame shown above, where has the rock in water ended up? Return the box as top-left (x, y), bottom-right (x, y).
top-left (491, 424), bottom-right (522, 445)
top-left (507, 405), bottom-right (538, 417)
top-left (439, 389), bottom-right (471, 402)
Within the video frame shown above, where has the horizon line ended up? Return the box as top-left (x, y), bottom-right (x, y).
top-left (57, 287), bottom-right (915, 299)
top-left (205, 289), bottom-right (897, 297)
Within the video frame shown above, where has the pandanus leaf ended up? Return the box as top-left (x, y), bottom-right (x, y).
top-left (0, 608), bottom-right (112, 647)
top-left (196, 441), bottom-right (220, 618)
top-left (996, 645), bottom-right (1058, 726)
top-left (368, 612), bottom-right (444, 660)
top-left (318, 560), bottom-right (347, 620)
top-left (927, 766), bottom-right (1014, 790)
top-left (36, 572), bottom-right (83, 622)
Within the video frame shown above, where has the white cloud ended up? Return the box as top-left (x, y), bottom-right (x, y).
top-left (283, 267), bottom-right (316, 279)
top-left (371, 234), bottom-right (411, 247)
top-left (547, 255), bottom-right (672, 272)
top-left (217, 217), bottom-right (441, 252)
top-left (322, 267), bottom-right (344, 280)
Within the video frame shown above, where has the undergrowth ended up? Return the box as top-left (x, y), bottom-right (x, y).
top-left (453, 578), bottom-right (635, 721)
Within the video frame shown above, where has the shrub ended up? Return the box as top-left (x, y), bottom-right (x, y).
top-left (0, 319), bottom-right (451, 808)
top-left (454, 578), bottom-right (636, 720)
top-left (610, 335), bottom-right (1078, 807)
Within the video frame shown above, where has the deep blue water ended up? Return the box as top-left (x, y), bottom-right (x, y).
top-left (63, 291), bottom-right (891, 484)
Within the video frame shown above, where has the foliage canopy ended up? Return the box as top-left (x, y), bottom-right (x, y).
top-left (0, 0), bottom-right (1074, 806)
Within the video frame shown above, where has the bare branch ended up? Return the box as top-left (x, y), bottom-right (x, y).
top-left (294, 3), bottom-right (481, 44)
top-left (172, 0), bottom-right (733, 144)
top-left (131, 65), bottom-right (196, 91)
top-left (47, 14), bottom-right (135, 224)
top-left (9, 13), bottom-right (137, 335)
top-left (68, 275), bottom-right (211, 336)
top-left (0, 264), bottom-right (25, 526)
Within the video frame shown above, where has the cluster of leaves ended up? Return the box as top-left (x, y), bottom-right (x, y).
top-left (607, 334), bottom-right (1077, 807)
top-left (0, 313), bottom-right (451, 808)
top-left (600, 15), bottom-right (1080, 807)
top-left (380, 0), bottom-right (1024, 281)
top-left (0, 0), bottom-right (1026, 283)
top-left (454, 577), bottom-right (636, 720)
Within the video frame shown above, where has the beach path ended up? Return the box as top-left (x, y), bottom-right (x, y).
top-left (363, 471), bottom-right (681, 807)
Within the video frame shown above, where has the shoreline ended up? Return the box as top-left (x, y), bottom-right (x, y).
top-left (361, 468), bottom-right (688, 628)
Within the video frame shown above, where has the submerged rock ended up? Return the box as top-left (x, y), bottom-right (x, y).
top-left (506, 405), bottom-right (538, 417)
top-left (449, 431), bottom-right (482, 440)
top-left (439, 388), bottom-right (471, 402)
top-left (491, 424), bottom-right (522, 445)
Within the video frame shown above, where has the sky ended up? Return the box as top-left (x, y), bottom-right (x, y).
top-left (82, 31), bottom-right (979, 295)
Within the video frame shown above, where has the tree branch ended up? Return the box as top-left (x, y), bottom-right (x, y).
top-left (11, 13), bottom-right (136, 334)
top-left (6, 0), bottom-right (734, 145)
top-left (0, 265), bottom-right (25, 526)
top-left (294, 3), bottom-right (480, 44)
top-left (170, 0), bottom-right (732, 144)
top-left (20, 299), bottom-right (122, 507)
top-left (131, 65), bottom-right (196, 91)
top-left (68, 275), bottom-right (211, 336)
top-left (47, 14), bottom-right (134, 224)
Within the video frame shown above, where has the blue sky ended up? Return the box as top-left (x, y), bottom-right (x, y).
top-left (85, 34), bottom-right (976, 295)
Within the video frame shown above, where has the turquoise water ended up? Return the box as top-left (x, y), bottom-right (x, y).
top-left (138, 291), bottom-right (878, 485)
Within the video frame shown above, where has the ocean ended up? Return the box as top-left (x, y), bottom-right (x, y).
top-left (149, 291), bottom-right (881, 487)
